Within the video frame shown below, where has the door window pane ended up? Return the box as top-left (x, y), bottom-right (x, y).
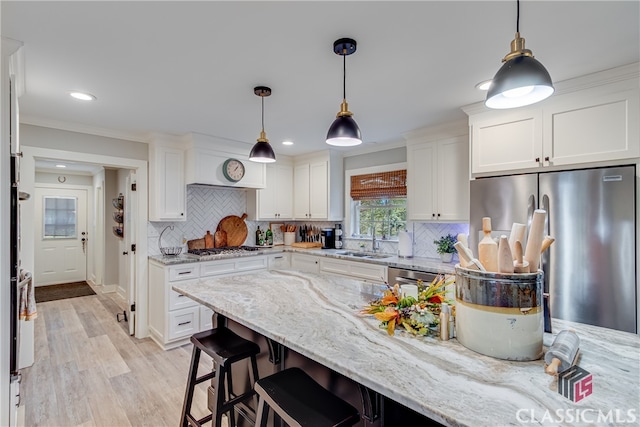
top-left (43, 196), bottom-right (77, 238)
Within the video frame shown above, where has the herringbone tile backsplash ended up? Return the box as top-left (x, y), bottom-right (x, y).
top-left (148, 185), bottom-right (469, 259)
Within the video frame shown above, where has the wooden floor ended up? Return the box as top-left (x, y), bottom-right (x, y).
top-left (20, 287), bottom-right (214, 427)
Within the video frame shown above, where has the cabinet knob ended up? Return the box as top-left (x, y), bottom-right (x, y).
top-left (535, 157), bottom-right (540, 163)
top-left (437, 213), bottom-right (441, 217)
top-left (181, 212), bottom-right (184, 216)
top-left (122, 251), bottom-right (128, 255)
top-left (544, 156), bottom-right (550, 162)
top-left (432, 213), bottom-right (436, 218)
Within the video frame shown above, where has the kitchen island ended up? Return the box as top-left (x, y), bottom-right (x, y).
top-left (173, 270), bottom-right (640, 426)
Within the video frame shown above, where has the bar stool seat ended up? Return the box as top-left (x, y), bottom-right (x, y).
top-left (181, 327), bottom-right (260, 427)
top-left (254, 367), bottom-right (360, 427)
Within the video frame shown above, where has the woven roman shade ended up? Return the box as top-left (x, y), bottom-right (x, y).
top-left (350, 170), bottom-right (407, 200)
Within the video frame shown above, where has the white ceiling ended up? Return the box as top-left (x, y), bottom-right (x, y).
top-left (2, 1), bottom-right (639, 158)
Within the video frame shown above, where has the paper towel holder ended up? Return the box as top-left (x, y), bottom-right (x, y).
top-left (398, 230), bottom-right (414, 259)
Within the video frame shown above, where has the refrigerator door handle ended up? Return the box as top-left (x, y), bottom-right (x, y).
top-left (527, 194), bottom-right (536, 232)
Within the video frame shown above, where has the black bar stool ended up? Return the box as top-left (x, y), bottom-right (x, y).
top-left (254, 367), bottom-right (360, 427)
top-left (181, 327), bottom-right (260, 427)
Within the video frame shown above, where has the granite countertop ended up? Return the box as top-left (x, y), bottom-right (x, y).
top-left (173, 270), bottom-right (640, 427)
top-left (150, 246), bottom-right (456, 275)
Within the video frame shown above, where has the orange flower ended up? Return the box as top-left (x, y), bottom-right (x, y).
top-left (381, 293), bottom-right (398, 306)
top-left (374, 307), bottom-right (398, 322)
top-left (428, 294), bottom-right (444, 304)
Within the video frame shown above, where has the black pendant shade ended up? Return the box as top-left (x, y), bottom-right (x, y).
top-left (485, 0), bottom-right (554, 109)
top-left (326, 38), bottom-right (362, 147)
top-left (249, 86), bottom-right (276, 163)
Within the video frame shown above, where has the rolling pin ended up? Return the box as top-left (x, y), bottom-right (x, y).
top-left (478, 217), bottom-right (498, 272)
top-left (513, 241), bottom-right (530, 273)
top-left (524, 209), bottom-right (547, 272)
top-left (454, 242), bottom-right (476, 269)
top-left (540, 235), bottom-right (555, 254)
top-left (457, 233), bottom-right (469, 248)
top-left (508, 223), bottom-right (527, 261)
top-left (497, 235), bottom-right (514, 273)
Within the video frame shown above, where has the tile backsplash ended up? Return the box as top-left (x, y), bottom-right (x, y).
top-left (148, 185), bottom-right (469, 258)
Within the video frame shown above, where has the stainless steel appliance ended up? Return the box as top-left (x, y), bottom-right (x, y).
top-left (469, 165), bottom-right (636, 333)
top-left (388, 267), bottom-right (438, 287)
top-left (187, 246), bottom-right (259, 260)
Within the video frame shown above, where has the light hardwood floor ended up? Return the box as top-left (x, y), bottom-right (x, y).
top-left (20, 288), bottom-right (213, 427)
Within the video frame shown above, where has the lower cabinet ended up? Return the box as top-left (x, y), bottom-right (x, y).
top-left (319, 258), bottom-right (387, 283)
top-left (290, 253), bottom-right (320, 273)
top-left (148, 256), bottom-right (268, 350)
top-left (267, 252), bottom-right (290, 270)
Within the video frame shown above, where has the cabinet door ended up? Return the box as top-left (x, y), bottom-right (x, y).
top-left (257, 164), bottom-right (278, 219)
top-left (275, 164), bottom-right (294, 219)
top-left (436, 137), bottom-right (470, 221)
top-left (309, 161), bottom-right (328, 219)
top-left (543, 89), bottom-right (640, 166)
top-left (293, 163), bottom-right (310, 218)
top-left (150, 146), bottom-right (185, 221)
top-left (407, 143), bottom-right (437, 221)
top-left (471, 110), bottom-right (543, 174)
top-left (290, 253), bottom-right (319, 273)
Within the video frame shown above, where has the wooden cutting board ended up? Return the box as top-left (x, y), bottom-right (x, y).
top-left (214, 230), bottom-right (227, 248)
top-left (291, 242), bottom-right (322, 248)
top-left (187, 238), bottom-right (205, 250)
top-left (216, 213), bottom-right (248, 247)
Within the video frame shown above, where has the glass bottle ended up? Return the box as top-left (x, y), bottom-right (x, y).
top-left (265, 228), bottom-right (273, 246)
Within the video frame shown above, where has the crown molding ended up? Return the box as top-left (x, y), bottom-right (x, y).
top-left (341, 139), bottom-right (406, 158)
top-left (403, 118), bottom-right (468, 144)
top-left (20, 115), bottom-right (149, 143)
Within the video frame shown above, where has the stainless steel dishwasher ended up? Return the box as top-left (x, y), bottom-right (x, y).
top-left (387, 267), bottom-right (438, 286)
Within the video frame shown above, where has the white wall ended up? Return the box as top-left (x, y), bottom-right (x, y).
top-left (35, 171), bottom-right (92, 186)
top-left (91, 169), bottom-right (105, 287)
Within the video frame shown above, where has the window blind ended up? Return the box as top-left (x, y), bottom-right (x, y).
top-left (350, 170), bottom-right (407, 200)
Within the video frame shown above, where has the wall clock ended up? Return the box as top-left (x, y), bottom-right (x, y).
top-left (222, 158), bottom-right (245, 182)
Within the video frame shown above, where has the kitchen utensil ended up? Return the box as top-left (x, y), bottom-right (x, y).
top-left (524, 209), bottom-right (547, 272)
top-left (469, 258), bottom-right (486, 271)
top-left (456, 233), bottom-right (468, 248)
top-left (544, 330), bottom-right (580, 375)
top-left (513, 241), bottom-right (530, 273)
top-left (497, 235), bottom-right (514, 273)
top-left (454, 242), bottom-right (474, 269)
top-left (214, 230), bottom-right (227, 248)
top-left (187, 238), bottom-right (205, 250)
top-left (508, 223), bottom-right (527, 261)
top-left (204, 230), bottom-right (214, 249)
top-left (478, 217), bottom-right (498, 272)
top-left (216, 213), bottom-right (248, 247)
top-left (540, 235), bottom-right (555, 254)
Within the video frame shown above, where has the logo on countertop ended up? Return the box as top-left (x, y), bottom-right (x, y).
top-left (558, 365), bottom-right (592, 402)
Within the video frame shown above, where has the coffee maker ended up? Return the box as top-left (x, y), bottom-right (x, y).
top-left (321, 228), bottom-right (335, 249)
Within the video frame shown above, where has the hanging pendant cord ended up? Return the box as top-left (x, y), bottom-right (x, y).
top-left (342, 51), bottom-right (347, 100)
top-left (516, 0), bottom-right (520, 32)
top-left (261, 95), bottom-right (265, 132)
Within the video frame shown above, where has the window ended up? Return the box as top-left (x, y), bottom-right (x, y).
top-left (43, 196), bottom-right (77, 239)
top-left (353, 198), bottom-right (406, 239)
top-left (350, 169), bottom-right (407, 239)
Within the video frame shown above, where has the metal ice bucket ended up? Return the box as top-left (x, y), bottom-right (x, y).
top-left (455, 265), bottom-right (544, 361)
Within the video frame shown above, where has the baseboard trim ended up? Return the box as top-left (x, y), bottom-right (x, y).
top-left (101, 284), bottom-right (118, 293)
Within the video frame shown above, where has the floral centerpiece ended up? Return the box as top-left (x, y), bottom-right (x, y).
top-left (361, 275), bottom-right (455, 336)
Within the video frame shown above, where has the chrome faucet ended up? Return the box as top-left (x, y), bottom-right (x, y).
top-left (372, 228), bottom-right (380, 253)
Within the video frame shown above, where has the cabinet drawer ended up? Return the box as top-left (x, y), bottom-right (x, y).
top-left (168, 307), bottom-right (199, 340)
top-left (350, 263), bottom-right (387, 282)
top-left (236, 256), bottom-right (268, 272)
top-left (200, 260), bottom-right (236, 277)
top-left (169, 264), bottom-right (200, 282)
top-left (169, 289), bottom-right (198, 311)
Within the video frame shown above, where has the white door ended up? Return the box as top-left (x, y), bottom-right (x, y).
top-left (34, 187), bottom-right (88, 286)
top-left (125, 172), bottom-right (137, 335)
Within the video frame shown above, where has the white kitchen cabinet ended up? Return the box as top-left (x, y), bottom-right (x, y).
top-left (290, 253), bottom-right (320, 274)
top-left (319, 258), bottom-right (387, 283)
top-left (248, 162), bottom-right (293, 220)
top-left (267, 252), bottom-right (290, 270)
top-left (293, 151), bottom-right (343, 220)
top-left (464, 71), bottom-right (640, 176)
top-left (149, 137), bottom-right (186, 221)
top-left (148, 255), bottom-right (268, 350)
top-left (406, 134), bottom-right (469, 222)
top-left (184, 133), bottom-right (265, 189)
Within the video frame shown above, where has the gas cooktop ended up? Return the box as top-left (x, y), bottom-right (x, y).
top-left (187, 246), bottom-right (259, 257)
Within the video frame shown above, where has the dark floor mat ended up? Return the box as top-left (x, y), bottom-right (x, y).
top-left (35, 281), bottom-right (96, 303)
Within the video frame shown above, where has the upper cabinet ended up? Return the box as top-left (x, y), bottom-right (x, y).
top-left (464, 65), bottom-right (640, 176)
top-left (183, 133), bottom-right (266, 189)
top-left (149, 135), bottom-right (185, 221)
top-left (405, 121), bottom-right (470, 222)
top-left (247, 158), bottom-right (294, 220)
top-left (293, 150), bottom-right (343, 221)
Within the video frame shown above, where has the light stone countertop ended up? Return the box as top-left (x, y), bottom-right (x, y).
top-left (173, 269), bottom-right (640, 427)
top-left (150, 246), bottom-right (456, 275)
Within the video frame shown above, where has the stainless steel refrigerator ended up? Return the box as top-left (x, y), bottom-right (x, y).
top-left (469, 165), bottom-right (637, 333)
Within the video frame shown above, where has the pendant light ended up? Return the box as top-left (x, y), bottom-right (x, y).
top-left (485, 0), bottom-right (554, 109)
top-left (326, 38), bottom-right (362, 147)
top-left (249, 86), bottom-right (276, 163)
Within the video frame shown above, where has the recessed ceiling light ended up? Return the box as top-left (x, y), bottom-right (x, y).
top-left (282, 140), bottom-right (294, 146)
top-left (69, 91), bottom-right (96, 101)
top-left (475, 80), bottom-right (492, 91)
top-left (55, 164), bottom-right (66, 168)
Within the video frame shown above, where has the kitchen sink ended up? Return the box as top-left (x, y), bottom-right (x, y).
top-left (335, 251), bottom-right (392, 259)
